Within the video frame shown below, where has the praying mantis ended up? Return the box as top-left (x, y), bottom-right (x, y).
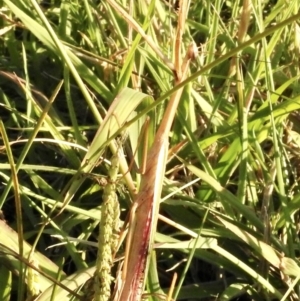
top-left (74, 0), bottom-right (195, 299)
top-left (83, 0), bottom-right (197, 300)
top-left (105, 1), bottom-right (197, 301)
top-left (114, 45), bottom-right (198, 301)
top-left (91, 43), bottom-right (197, 301)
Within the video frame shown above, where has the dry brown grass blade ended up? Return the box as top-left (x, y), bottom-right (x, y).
top-left (115, 1), bottom-right (196, 300)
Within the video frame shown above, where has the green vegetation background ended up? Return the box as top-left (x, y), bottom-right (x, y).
top-left (1, 0), bottom-right (300, 301)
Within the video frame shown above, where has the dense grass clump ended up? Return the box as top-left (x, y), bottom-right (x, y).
top-left (1, 1), bottom-right (300, 301)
